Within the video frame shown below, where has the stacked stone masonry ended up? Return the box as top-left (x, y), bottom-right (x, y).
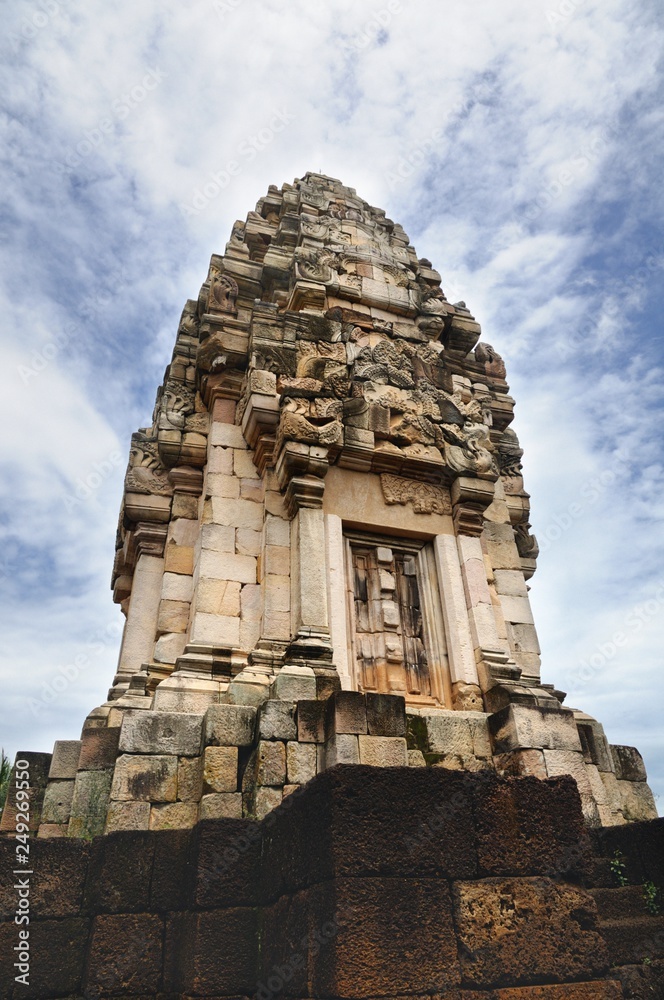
top-left (1, 172), bottom-right (656, 841)
top-left (1, 768), bottom-right (663, 999)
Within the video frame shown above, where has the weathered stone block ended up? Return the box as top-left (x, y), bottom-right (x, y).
top-left (191, 610), bottom-right (241, 645)
top-left (490, 703), bottom-right (582, 754)
top-left (41, 779), bottom-right (74, 824)
top-left (211, 496), bottom-right (263, 530)
top-left (264, 572), bottom-right (290, 611)
top-left (199, 547), bottom-right (257, 582)
top-left (617, 778), bottom-right (658, 822)
top-left (119, 710), bottom-right (203, 756)
top-left (205, 703), bottom-right (256, 746)
top-left (203, 745), bottom-right (238, 793)
top-left (173, 908), bottom-right (257, 996)
top-left (209, 422), bottom-right (247, 448)
top-left (199, 792), bottom-right (243, 819)
top-left (236, 527), bottom-right (262, 555)
top-left (206, 472), bottom-right (240, 498)
top-left (164, 543), bottom-right (195, 575)
top-left (86, 913), bottom-right (163, 996)
top-left (310, 877), bottom-right (460, 997)
top-left (453, 877), bottom-right (608, 987)
top-left (611, 744), bottom-right (647, 782)
top-left (255, 785), bottom-right (282, 819)
top-left (48, 740), bottom-right (82, 779)
top-left (110, 754), bottom-right (177, 802)
top-left (105, 801), bottom-right (150, 832)
top-left (327, 690), bottom-right (368, 735)
top-left (366, 692), bottom-right (406, 736)
top-left (157, 598), bottom-right (190, 632)
top-left (286, 741), bottom-right (317, 784)
top-left (200, 522), bottom-right (235, 552)
top-left (68, 770), bottom-right (113, 839)
top-left (150, 801), bottom-right (199, 830)
top-left (358, 735), bottom-right (408, 766)
top-left (178, 755), bottom-right (203, 801)
top-left (196, 578), bottom-right (241, 615)
top-left (323, 733), bottom-right (360, 767)
top-left (297, 699), bottom-right (326, 742)
top-left (162, 570), bottom-right (194, 602)
top-left (257, 740), bottom-right (286, 786)
top-left (154, 631), bottom-right (187, 663)
top-left (258, 699), bottom-right (297, 740)
top-left (78, 726), bottom-right (121, 770)
top-left (271, 664), bottom-right (317, 701)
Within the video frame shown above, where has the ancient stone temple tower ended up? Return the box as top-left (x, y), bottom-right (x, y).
top-left (2, 171), bottom-right (657, 840)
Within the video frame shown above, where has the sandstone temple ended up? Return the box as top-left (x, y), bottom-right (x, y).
top-left (1, 173), bottom-right (662, 999)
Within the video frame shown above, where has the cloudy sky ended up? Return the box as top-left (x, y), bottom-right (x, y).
top-left (1, 0), bottom-right (663, 807)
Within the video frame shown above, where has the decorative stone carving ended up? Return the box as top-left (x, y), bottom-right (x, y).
top-left (380, 474), bottom-right (452, 515)
top-left (475, 341), bottom-right (507, 379)
top-left (208, 270), bottom-right (239, 315)
top-left (125, 434), bottom-right (173, 496)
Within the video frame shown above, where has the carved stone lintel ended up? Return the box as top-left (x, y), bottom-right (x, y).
top-left (380, 474), bottom-right (452, 515)
top-left (133, 522), bottom-right (168, 559)
top-left (168, 466), bottom-right (204, 496)
top-left (285, 476), bottom-right (325, 517)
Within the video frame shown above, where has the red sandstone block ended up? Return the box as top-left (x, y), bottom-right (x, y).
top-left (365, 691), bottom-right (406, 736)
top-left (472, 773), bottom-right (590, 879)
top-left (462, 984), bottom-right (623, 999)
top-left (310, 876), bottom-right (460, 997)
top-left (78, 726), bottom-right (121, 770)
top-left (83, 832), bottom-right (155, 914)
top-left (177, 909), bottom-right (258, 996)
top-left (453, 876), bottom-right (608, 988)
top-left (85, 913), bottom-right (163, 995)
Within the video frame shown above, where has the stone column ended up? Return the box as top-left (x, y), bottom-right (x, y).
top-left (433, 534), bottom-right (481, 710)
top-left (324, 514), bottom-right (353, 690)
top-left (289, 502), bottom-right (331, 661)
top-left (112, 523), bottom-right (167, 692)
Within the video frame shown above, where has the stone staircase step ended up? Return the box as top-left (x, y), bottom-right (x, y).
top-left (589, 884), bottom-right (655, 921)
top-left (600, 915), bottom-right (664, 966)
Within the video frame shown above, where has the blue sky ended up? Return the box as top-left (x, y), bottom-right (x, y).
top-left (1, 0), bottom-right (663, 808)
